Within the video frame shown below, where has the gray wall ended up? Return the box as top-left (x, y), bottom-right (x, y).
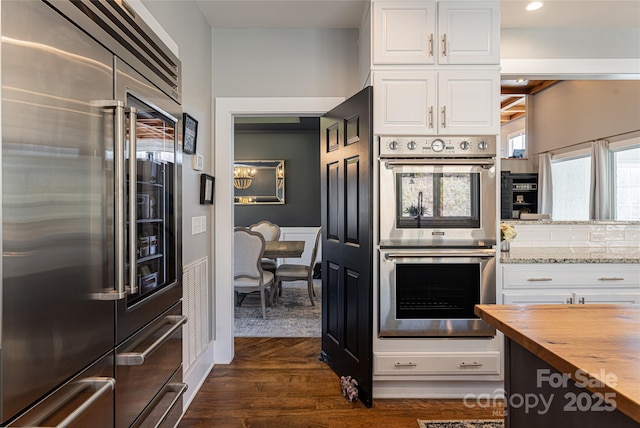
top-left (234, 128), bottom-right (321, 228)
top-left (529, 80), bottom-right (640, 154)
top-left (211, 28), bottom-right (360, 98)
top-left (142, 0), bottom-right (213, 267)
top-left (501, 28), bottom-right (640, 60)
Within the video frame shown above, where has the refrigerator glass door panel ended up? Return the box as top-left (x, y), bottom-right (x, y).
top-left (127, 94), bottom-right (178, 306)
top-left (1, 1), bottom-right (115, 423)
top-left (115, 59), bottom-right (182, 344)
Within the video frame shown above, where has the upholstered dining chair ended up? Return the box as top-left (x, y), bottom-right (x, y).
top-left (249, 220), bottom-right (281, 273)
top-left (234, 227), bottom-right (274, 319)
top-left (273, 227), bottom-right (321, 306)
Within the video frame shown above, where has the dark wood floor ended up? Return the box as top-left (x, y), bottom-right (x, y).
top-left (178, 337), bottom-right (504, 428)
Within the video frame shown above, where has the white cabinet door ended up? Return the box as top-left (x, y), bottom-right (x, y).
top-left (576, 292), bottom-right (640, 304)
top-left (373, 70), bottom-right (437, 135)
top-left (373, 1), bottom-right (436, 64)
top-left (437, 1), bottom-right (500, 64)
top-left (437, 70), bottom-right (500, 135)
top-left (503, 292), bottom-right (573, 305)
top-left (374, 70), bottom-right (498, 135)
top-left (372, 1), bottom-right (499, 65)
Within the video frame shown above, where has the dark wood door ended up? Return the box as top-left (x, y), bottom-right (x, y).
top-left (320, 86), bottom-right (374, 407)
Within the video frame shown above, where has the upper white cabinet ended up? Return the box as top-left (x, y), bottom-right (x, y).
top-left (373, 69), bottom-right (499, 135)
top-left (437, 1), bottom-right (500, 65)
top-left (373, 1), bottom-right (500, 65)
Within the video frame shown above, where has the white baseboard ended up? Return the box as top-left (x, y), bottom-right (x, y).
top-left (183, 342), bottom-right (215, 412)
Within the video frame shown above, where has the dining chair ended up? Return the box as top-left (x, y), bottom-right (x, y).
top-left (273, 227), bottom-right (321, 306)
top-left (234, 227), bottom-right (275, 319)
top-left (249, 220), bottom-right (281, 273)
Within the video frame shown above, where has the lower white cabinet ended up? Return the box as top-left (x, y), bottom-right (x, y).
top-left (374, 351), bottom-right (501, 376)
top-left (503, 291), bottom-right (640, 305)
top-left (502, 264), bottom-right (640, 305)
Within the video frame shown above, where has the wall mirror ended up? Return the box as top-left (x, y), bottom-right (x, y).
top-left (234, 160), bottom-right (285, 205)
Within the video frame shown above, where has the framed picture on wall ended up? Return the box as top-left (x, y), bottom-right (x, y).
top-left (200, 174), bottom-right (214, 204)
top-left (183, 113), bottom-right (198, 154)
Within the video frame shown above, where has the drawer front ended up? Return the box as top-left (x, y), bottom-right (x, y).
top-left (374, 352), bottom-right (500, 376)
top-left (133, 367), bottom-right (186, 428)
top-left (116, 302), bottom-right (185, 427)
top-left (9, 353), bottom-right (114, 428)
top-left (503, 264), bottom-right (640, 288)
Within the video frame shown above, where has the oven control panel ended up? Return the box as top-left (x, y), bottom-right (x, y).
top-left (379, 136), bottom-right (496, 157)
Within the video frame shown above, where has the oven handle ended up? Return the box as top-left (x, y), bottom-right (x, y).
top-left (384, 249), bottom-right (496, 259)
top-left (382, 159), bottom-right (495, 168)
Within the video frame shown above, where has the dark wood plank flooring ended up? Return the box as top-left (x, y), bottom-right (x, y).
top-left (178, 337), bottom-right (504, 427)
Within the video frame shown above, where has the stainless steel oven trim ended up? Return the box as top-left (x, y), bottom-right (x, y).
top-left (379, 249), bottom-right (496, 337)
top-left (382, 159), bottom-right (495, 167)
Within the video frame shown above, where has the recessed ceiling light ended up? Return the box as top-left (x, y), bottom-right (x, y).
top-left (526, 2), bottom-right (543, 11)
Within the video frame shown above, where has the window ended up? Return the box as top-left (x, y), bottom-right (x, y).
top-left (613, 145), bottom-right (640, 220)
top-left (508, 130), bottom-right (526, 158)
top-left (551, 153), bottom-right (591, 220)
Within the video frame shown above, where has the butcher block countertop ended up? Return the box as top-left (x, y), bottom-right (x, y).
top-left (475, 304), bottom-right (640, 423)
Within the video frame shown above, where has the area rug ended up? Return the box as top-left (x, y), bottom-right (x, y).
top-left (234, 280), bottom-right (321, 337)
top-left (417, 421), bottom-right (504, 428)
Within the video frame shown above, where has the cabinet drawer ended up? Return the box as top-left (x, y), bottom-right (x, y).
top-left (503, 264), bottom-right (640, 288)
top-left (374, 351), bottom-right (500, 376)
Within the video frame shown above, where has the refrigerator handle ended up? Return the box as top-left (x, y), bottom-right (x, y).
top-left (90, 100), bottom-right (128, 300)
top-left (128, 107), bottom-right (139, 294)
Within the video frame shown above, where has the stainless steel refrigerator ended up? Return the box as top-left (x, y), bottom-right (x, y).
top-left (1, 1), bottom-right (185, 426)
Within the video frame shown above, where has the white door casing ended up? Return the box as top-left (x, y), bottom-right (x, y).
top-left (213, 97), bottom-right (344, 364)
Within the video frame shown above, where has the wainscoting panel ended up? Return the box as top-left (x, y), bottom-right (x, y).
top-left (279, 226), bottom-right (322, 265)
top-left (183, 257), bottom-right (210, 371)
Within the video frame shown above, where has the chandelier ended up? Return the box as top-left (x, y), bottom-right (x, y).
top-left (233, 166), bottom-right (256, 189)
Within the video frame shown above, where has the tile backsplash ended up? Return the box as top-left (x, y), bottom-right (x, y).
top-left (505, 222), bottom-right (640, 249)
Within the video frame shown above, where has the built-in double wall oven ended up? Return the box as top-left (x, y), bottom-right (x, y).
top-left (378, 136), bottom-right (497, 337)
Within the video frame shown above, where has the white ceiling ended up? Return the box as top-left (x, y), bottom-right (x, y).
top-left (196, 0), bottom-right (640, 30)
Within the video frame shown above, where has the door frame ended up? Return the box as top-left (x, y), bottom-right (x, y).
top-left (213, 97), bottom-right (344, 363)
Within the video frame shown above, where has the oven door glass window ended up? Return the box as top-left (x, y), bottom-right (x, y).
top-left (396, 172), bottom-right (480, 228)
top-left (396, 263), bottom-right (480, 319)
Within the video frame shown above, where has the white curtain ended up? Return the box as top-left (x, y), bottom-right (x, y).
top-left (589, 140), bottom-right (612, 219)
top-left (538, 153), bottom-right (553, 217)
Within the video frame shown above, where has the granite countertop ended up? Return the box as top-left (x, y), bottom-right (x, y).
top-left (500, 246), bottom-right (640, 264)
top-left (475, 304), bottom-right (640, 423)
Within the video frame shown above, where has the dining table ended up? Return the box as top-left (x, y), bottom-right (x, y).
top-left (263, 240), bottom-right (305, 259)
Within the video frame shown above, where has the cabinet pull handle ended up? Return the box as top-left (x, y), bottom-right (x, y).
top-left (428, 33), bottom-right (433, 56)
top-left (598, 277), bottom-right (624, 281)
top-left (527, 277), bottom-right (552, 281)
top-left (566, 297), bottom-right (573, 304)
top-left (18, 377), bottom-right (115, 428)
top-left (116, 315), bottom-right (187, 366)
top-left (428, 106), bottom-right (434, 128)
top-left (441, 106), bottom-right (446, 128)
top-left (460, 361), bottom-right (483, 368)
top-left (579, 297), bottom-right (585, 304)
top-left (441, 33), bottom-right (447, 56)
top-left (394, 362), bottom-right (417, 368)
